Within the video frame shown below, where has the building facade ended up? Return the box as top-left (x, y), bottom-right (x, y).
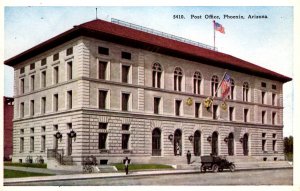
top-left (5, 19), bottom-right (291, 165)
top-left (3, 97), bottom-right (14, 161)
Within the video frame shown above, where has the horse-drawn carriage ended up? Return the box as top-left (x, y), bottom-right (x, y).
top-left (200, 155), bottom-right (235, 173)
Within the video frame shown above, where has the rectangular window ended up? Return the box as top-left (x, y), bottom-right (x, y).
top-left (20, 67), bottom-right (25, 74)
top-left (262, 139), bottom-right (266, 152)
top-left (261, 91), bottom-right (265, 104)
top-left (98, 61), bottom-right (107, 80)
top-left (67, 90), bottom-right (72, 109)
top-left (261, 82), bottom-right (266, 88)
top-left (30, 127), bottom-right (34, 134)
top-left (41, 97), bottom-right (46, 114)
top-left (122, 134), bottom-right (130, 149)
top-left (121, 51), bottom-right (131, 60)
top-left (20, 129), bottom-right (24, 134)
top-left (262, 111), bottom-right (266, 124)
top-left (272, 133), bottom-right (276, 138)
top-left (262, 133), bottom-right (266, 138)
top-left (30, 63), bottom-right (35, 70)
top-left (229, 107), bottom-right (234, 121)
top-left (98, 90), bottom-right (108, 109)
top-left (41, 126), bottom-right (46, 132)
top-left (53, 66), bottom-right (59, 84)
top-left (272, 140), bottom-right (276, 151)
top-left (154, 97), bottom-right (161, 114)
top-left (30, 136), bottom-right (34, 152)
top-left (98, 133), bottom-right (107, 149)
top-left (30, 75), bottom-right (35, 91)
top-left (53, 94), bottom-right (58, 112)
top-left (195, 102), bottom-right (201, 118)
top-left (175, 100), bottom-right (181, 116)
top-left (20, 102), bottom-right (24, 118)
top-left (213, 105), bottom-right (218, 120)
top-left (66, 47), bottom-right (73, 56)
top-left (41, 135), bottom-right (46, 152)
top-left (272, 84), bottom-right (277, 90)
top-left (67, 61), bottom-right (73, 80)
top-left (98, 46), bottom-right (109, 55)
top-left (122, 124), bottom-right (130, 131)
top-left (122, 65), bottom-right (130, 83)
top-left (30, 100), bottom-right (35, 116)
top-left (53, 124), bottom-right (58, 131)
top-left (41, 58), bottom-right (47, 66)
top-left (53, 53), bottom-right (59, 61)
top-left (67, 123), bottom-right (72, 130)
top-left (99, 123), bottom-right (108, 129)
top-left (272, 112), bottom-right (276, 125)
top-left (41, 71), bottom-right (46, 88)
top-left (20, 78), bottom-right (25, 94)
top-left (20, 137), bottom-right (24, 152)
top-left (122, 93), bottom-right (130, 111)
top-left (272, 93), bottom-right (276, 106)
top-left (244, 109), bottom-right (249, 122)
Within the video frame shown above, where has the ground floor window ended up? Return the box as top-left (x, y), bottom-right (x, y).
top-left (122, 134), bottom-right (130, 150)
top-left (98, 133), bottom-right (107, 149)
top-left (193, 130), bottom-right (201, 156)
top-left (152, 128), bottom-right (161, 156)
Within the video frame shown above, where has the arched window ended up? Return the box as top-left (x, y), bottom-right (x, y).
top-left (229, 78), bottom-right (235, 99)
top-left (211, 75), bottom-right (219, 96)
top-left (243, 82), bottom-right (249, 102)
top-left (152, 128), bottom-right (161, 156)
top-left (174, 67), bottom-right (183, 91)
top-left (212, 131), bottom-right (218, 156)
top-left (228, 133), bottom-right (234, 156)
top-left (193, 72), bottom-right (202, 94)
top-left (194, 130), bottom-right (201, 156)
top-left (152, 63), bottom-right (162, 88)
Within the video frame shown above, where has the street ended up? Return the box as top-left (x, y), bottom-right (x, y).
top-left (5, 169), bottom-right (292, 186)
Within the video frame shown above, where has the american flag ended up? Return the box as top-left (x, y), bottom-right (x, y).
top-left (214, 22), bottom-right (225, 34)
top-left (221, 73), bottom-right (231, 99)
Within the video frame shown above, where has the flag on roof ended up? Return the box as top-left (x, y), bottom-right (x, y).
top-left (214, 21), bottom-right (225, 34)
top-left (221, 73), bottom-right (231, 99)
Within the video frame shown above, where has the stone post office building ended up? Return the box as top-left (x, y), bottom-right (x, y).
top-left (5, 18), bottom-right (291, 165)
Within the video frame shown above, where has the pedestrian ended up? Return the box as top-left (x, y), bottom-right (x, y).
top-left (186, 150), bottom-right (191, 164)
top-left (124, 156), bottom-right (129, 175)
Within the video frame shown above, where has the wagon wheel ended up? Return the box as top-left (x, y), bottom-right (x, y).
top-left (200, 165), bottom-right (206, 173)
top-left (212, 164), bottom-right (219, 173)
top-left (229, 164), bottom-right (235, 172)
top-left (83, 166), bottom-right (88, 173)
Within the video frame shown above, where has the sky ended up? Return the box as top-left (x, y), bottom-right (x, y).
top-left (3, 6), bottom-right (294, 136)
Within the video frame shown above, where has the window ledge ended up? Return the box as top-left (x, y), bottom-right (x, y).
top-left (65, 55), bottom-right (74, 61)
top-left (123, 149), bottom-right (132, 154)
top-left (99, 149), bottom-right (109, 154)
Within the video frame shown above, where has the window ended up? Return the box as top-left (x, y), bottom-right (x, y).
top-left (122, 124), bottom-right (130, 131)
top-left (121, 51), bottom-right (131, 60)
top-left (272, 84), bottom-right (277, 90)
top-left (213, 105), bottom-right (218, 120)
top-left (20, 78), bottom-right (25, 94)
top-left (53, 66), bottom-right (59, 84)
top-left (175, 100), bottom-right (182, 116)
top-left (261, 91), bottom-right (266, 104)
top-left (41, 58), bottom-right (47, 66)
top-left (98, 46), bottom-right (109, 55)
top-left (20, 102), bottom-right (24, 118)
top-left (67, 123), bottom-right (72, 130)
top-left (53, 94), bottom-right (58, 112)
top-left (262, 139), bottom-right (266, 152)
top-left (20, 67), bottom-right (25, 74)
top-left (154, 97), bottom-right (161, 114)
top-left (229, 79), bottom-right (235, 99)
top-left (98, 133), bottom-right (107, 149)
top-left (272, 93), bottom-right (276, 106)
top-left (195, 102), bottom-right (201, 118)
top-left (98, 90), bottom-right (108, 109)
top-left (20, 129), bottom-right (24, 134)
top-left (30, 127), bottom-right (34, 134)
top-left (99, 123), bottom-right (108, 129)
top-left (20, 137), bottom-right (24, 153)
top-left (211, 75), bottom-right (219, 97)
top-left (244, 109), bottom-right (249, 122)
top-left (30, 136), bottom-right (34, 152)
top-left (272, 140), bottom-right (277, 152)
top-left (41, 71), bottom-right (46, 88)
top-left (53, 53), bottom-right (59, 61)
top-left (152, 63), bottom-right (162, 88)
top-left (122, 65), bottom-right (130, 83)
top-left (122, 93), bottom-right (130, 111)
top-left (193, 72), bottom-right (202, 94)
top-left (174, 67), bottom-right (183, 91)
top-left (262, 111), bottom-right (266, 124)
top-left (67, 90), bottom-right (72, 109)
top-left (41, 97), bottom-right (46, 114)
top-left (66, 47), bottom-right (73, 56)
top-left (53, 125), bottom-right (58, 131)
top-left (41, 135), bottom-right (46, 152)
top-left (67, 61), bottom-right (73, 80)
top-left (243, 82), bottom-right (249, 102)
top-left (261, 82), bottom-right (266, 88)
top-left (30, 75), bottom-right (35, 91)
top-left (272, 112), bottom-right (277, 125)
top-left (98, 61), bottom-right (107, 80)
top-left (41, 126), bottom-right (46, 132)
top-left (229, 107), bottom-right (234, 121)
top-left (272, 133), bottom-right (276, 138)
top-left (122, 134), bottom-right (130, 149)
top-left (30, 100), bottom-right (35, 116)
top-left (30, 63), bottom-right (35, 70)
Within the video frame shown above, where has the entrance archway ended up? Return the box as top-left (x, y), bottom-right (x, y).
top-left (152, 128), bottom-right (161, 156)
top-left (211, 131), bottom-right (218, 156)
top-left (194, 130), bottom-right (201, 156)
top-left (243, 133), bottom-right (249, 156)
top-left (174, 129), bottom-right (182, 156)
top-left (228, 133), bottom-right (234, 156)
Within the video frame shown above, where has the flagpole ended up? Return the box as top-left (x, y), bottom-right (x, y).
top-left (213, 20), bottom-right (216, 51)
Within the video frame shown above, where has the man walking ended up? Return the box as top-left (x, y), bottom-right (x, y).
top-left (186, 150), bottom-right (192, 164)
top-left (124, 156), bottom-right (130, 175)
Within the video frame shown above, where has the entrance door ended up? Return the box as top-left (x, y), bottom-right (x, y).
top-left (67, 135), bottom-right (72, 156)
top-left (243, 133), bottom-right (249, 156)
top-left (193, 131), bottom-right (201, 156)
top-left (174, 129), bottom-right (182, 156)
top-left (152, 128), bottom-right (161, 156)
top-left (228, 133), bottom-right (234, 156)
top-left (211, 131), bottom-right (218, 156)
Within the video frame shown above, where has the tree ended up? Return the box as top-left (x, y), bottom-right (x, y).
top-left (284, 136), bottom-right (293, 154)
